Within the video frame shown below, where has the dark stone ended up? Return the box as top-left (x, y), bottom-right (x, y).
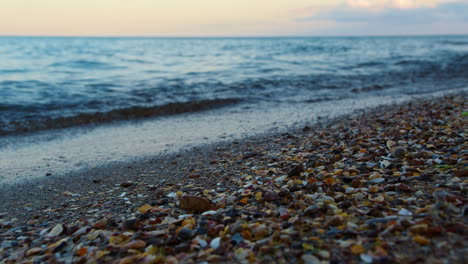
top-left (289, 184), bottom-right (301, 192)
top-left (225, 208), bottom-right (239, 217)
top-left (303, 205), bottom-right (320, 217)
top-left (342, 177), bottom-right (353, 184)
top-left (242, 152), bottom-right (261, 160)
top-left (174, 243), bottom-right (191, 253)
top-left (262, 191), bottom-right (279, 202)
top-left (121, 218), bottom-right (141, 231)
top-left (288, 166), bottom-right (303, 177)
top-left (178, 228), bottom-right (196, 240)
top-left (392, 148), bottom-right (406, 159)
top-left (120, 181), bottom-right (134, 187)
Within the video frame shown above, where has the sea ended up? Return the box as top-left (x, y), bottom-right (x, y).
top-left (1, 36), bottom-right (467, 183)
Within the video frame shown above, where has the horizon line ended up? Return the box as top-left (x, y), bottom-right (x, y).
top-left (1, 33), bottom-right (467, 38)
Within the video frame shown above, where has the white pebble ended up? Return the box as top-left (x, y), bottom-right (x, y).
top-left (210, 237), bottom-right (221, 249)
top-left (398, 208), bottom-right (413, 216)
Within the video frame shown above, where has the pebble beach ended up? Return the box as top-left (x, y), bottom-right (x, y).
top-left (0, 93), bottom-right (466, 263)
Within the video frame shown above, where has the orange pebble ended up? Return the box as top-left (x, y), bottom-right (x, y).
top-left (76, 247), bottom-right (88, 256)
top-left (413, 235), bottom-right (430, 245)
top-left (350, 244), bottom-right (365, 255)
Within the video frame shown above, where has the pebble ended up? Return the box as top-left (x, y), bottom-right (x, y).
top-left (179, 195), bottom-right (212, 212)
top-left (0, 95), bottom-right (466, 264)
top-left (46, 224), bottom-right (63, 237)
top-left (210, 237), bottom-right (221, 249)
top-left (398, 208), bottom-right (413, 216)
top-left (122, 240), bottom-right (146, 249)
top-left (302, 254), bottom-right (320, 264)
top-left (392, 148), bottom-right (406, 158)
top-left (120, 181), bottom-right (134, 187)
top-left (178, 228), bottom-right (196, 240)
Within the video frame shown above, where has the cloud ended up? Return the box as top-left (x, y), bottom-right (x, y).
top-left (300, 1), bottom-right (468, 25)
top-left (345, 0), bottom-right (437, 9)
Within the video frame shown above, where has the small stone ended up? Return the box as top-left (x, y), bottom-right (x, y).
top-left (189, 173), bottom-right (200, 179)
top-left (195, 238), bottom-right (208, 248)
top-left (120, 181), bottom-right (134, 187)
top-left (210, 237), bottom-right (221, 249)
top-left (229, 222), bottom-right (245, 234)
top-left (369, 177), bottom-right (385, 183)
top-left (288, 166), bottom-right (303, 177)
top-left (92, 219), bottom-right (108, 229)
top-left (360, 254), bottom-right (373, 263)
top-left (387, 140), bottom-right (396, 149)
top-left (201, 210), bottom-right (218, 216)
top-left (317, 250), bottom-right (330, 259)
top-left (121, 218), bottom-right (141, 230)
top-left (178, 228), bottom-right (196, 240)
top-left (46, 224), bottom-right (63, 237)
top-left (413, 235), bottom-right (430, 245)
top-left (304, 205), bottom-right (320, 216)
top-left (392, 148), bottom-right (406, 159)
top-left (26, 247), bottom-right (43, 256)
top-left (123, 240), bottom-right (146, 249)
top-left (231, 233), bottom-right (244, 245)
top-left (179, 195), bottom-right (212, 212)
top-left (254, 191), bottom-right (263, 201)
top-left (380, 160), bottom-right (391, 168)
top-left (327, 216), bottom-right (343, 227)
top-left (351, 179), bottom-right (362, 188)
top-left (302, 254), bottom-right (320, 264)
top-left (350, 244), bottom-right (365, 255)
top-left (410, 224), bottom-right (428, 234)
top-left (207, 225), bottom-right (224, 237)
top-left (398, 208), bottom-right (413, 216)
top-left (263, 191), bottom-right (279, 202)
top-left (138, 204), bottom-right (153, 214)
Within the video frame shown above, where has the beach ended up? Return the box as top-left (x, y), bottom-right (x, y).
top-left (0, 93), bottom-right (466, 263)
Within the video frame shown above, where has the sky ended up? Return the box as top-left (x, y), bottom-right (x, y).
top-left (0, 0), bottom-right (467, 36)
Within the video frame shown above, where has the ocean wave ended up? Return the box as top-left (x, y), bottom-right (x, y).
top-left (394, 59), bottom-right (435, 66)
top-left (50, 60), bottom-right (126, 70)
top-left (0, 80), bottom-right (49, 88)
top-left (0, 69), bottom-right (31, 74)
top-left (121, 58), bottom-right (153, 64)
top-left (440, 40), bottom-right (468, 46)
top-left (351, 85), bottom-right (385, 93)
top-left (0, 98), bottom-right (241, 135)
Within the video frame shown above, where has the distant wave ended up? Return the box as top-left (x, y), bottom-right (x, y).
top-left (0, 69), bottom-right (31, 74)
top-left (440, 40), bottom-right (468, 46)
top-left (0, 98), bottom-right (241, 135)
top-left (50, 60), bottom-right (126, 70)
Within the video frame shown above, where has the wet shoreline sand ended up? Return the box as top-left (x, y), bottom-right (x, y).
top-left (0, 93), bottom-right (466, 263)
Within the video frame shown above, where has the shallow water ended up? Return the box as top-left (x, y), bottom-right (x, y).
top-left (1, 36), bottom-right (468, 135)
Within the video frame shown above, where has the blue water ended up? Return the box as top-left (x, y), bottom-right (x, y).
top-left (1, 36), bottom-right (468, 135)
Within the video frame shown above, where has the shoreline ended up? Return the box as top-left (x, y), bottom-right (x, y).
top-left (0, 93), bottom-right (466, 263)
top-left (0, 93), bottom-right (453, 222)
top-left (1, 88), bottom-right (467, 185)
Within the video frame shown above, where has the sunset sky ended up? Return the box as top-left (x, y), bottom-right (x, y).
top-left (1, 0), bottom-right (467, 36)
